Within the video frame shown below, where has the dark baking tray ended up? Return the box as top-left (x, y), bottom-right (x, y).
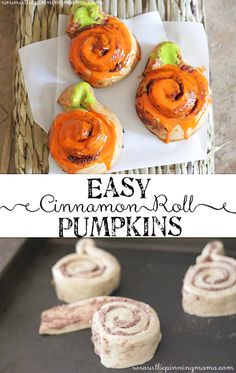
top-left (0, 239), bottom-right (235, 373)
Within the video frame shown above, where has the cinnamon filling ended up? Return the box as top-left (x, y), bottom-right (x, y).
top-left (59, 258), bottom-right (106, 278)
top-left (98, 300), bottom-right (151, 336)
top-left (191, 263), bottom-right (236, 291)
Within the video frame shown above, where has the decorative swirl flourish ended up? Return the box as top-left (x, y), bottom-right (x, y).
top-left (68, 11), bottom-right (140, 87)
top-left (182, 241), bottom-right (236, 317)
top-left (52, 239), bottom-right (121, 303)
top-left (39, 296), bottom-right (161, 369)
top-left (136, 42), bottom-right (211, 143)
top-left (48, 82), bottom-right (123, 174)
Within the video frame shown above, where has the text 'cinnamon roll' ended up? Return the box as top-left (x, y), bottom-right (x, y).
top-left (39, 296), bottom-right (161, 369)
top-left (67, 2), bottom-right (140, 87)
top-left (52, 239), bottom-right (121, 303)
top-left (49, 82), bottom-right (123, 173)
top-left (182, 241), bottom-right (236, 317)
top-left (136, 42), bottom-right (211, 143)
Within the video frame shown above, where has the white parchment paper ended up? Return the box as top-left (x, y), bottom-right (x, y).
top-left (19, 12), bottom-right (209, 174)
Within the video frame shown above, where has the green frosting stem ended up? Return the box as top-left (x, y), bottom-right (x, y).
top-left (71, 2), bottom-right (105, 29)
top-left (151, 41), bottom-right (180, 66)
top-left (71, 82), bottom-right (96, 110)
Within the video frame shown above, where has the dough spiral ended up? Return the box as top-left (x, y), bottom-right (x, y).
top-left (92, 297), bottom-right (161, 369)
top-left (182, 241), bottom-right (236, 317)
top-left (39, 296), bottom-right (161, 369)
top-left (52, 239), bottom-right (121, 303)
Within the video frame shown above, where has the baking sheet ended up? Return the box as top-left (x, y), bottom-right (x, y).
top-left (0, 239), bottom-right (235, 373)
top-left (19, 12), bottom-right (209, 173)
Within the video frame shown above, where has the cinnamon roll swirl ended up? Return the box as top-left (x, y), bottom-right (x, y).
top-left (39, 296), bottom-right (161, 369)
top-left (52, 239), bottom-right (121, 303)
top-left (136, 42), bottom-right (211, 143)
top-left (67, 2), bottom-right (140, 87)
top-left (182, 241), bottom-right (236, 317)
top-left (48, 82), bottom-right (123, 173)
top-left (91, 297), bottom-right (161, 368)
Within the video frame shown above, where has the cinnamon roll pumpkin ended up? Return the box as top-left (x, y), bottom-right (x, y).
top-left (39, 296), bottom-right (161, 369)
top-left (48, 82), bottom-right (123, 173)
top-left (67, 2), bottom-right (140, 87)
top-left (136, 41), bottom-right (211, 143)
top-left (182, 241), bottom-right (236, 317)
top-left (52, 239), bottom-right (121, 303)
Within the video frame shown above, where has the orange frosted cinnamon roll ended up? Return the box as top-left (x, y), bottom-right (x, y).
top-left (136, 42), bottom-right (211, 143)
top-left (67, 2), bottom-right (140, 87)
top-left (49, 82), bottom-right (122, 174)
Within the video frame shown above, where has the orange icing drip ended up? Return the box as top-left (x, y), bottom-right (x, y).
top-left (69, 17), bottom-right (135, 85)
top-left (49, 110), bottom-right (116, 174)
top-left (197, 66), bottom-right (206, 74)
top-left (136, 64), bottom-right (210, 143)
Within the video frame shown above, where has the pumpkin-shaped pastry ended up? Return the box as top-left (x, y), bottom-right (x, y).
top-left (49, 82), bottom-right (123, 173)
top-left (136, 42), bottom-right (211, 143)
top-left (67, 1), bottom-right (141, 87)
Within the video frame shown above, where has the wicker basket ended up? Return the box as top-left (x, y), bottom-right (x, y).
top-left (14, 0), bottom-right (214, 174)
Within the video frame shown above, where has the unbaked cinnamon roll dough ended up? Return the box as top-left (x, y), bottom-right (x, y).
top-left (40, 296), bottom-right (109, 335)
top-left (52, 239), bottom-right (121, 303)
top-left (91, 297), bottom-right (161, 369)
top-left (182, 241), bottom-right (236, 317)
top-left (39, 296), bottom-right (162, 369)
